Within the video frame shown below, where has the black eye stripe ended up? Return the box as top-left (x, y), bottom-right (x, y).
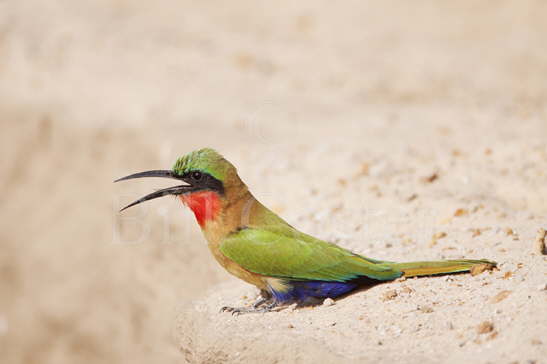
top-left (182, 170), bottom-right (225, 195)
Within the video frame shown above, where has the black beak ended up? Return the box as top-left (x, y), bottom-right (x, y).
top-left (114, 170), bottom-right (192, 211)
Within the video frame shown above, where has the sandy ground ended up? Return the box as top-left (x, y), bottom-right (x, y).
top-left (1, 1), bottom-right (546, 363)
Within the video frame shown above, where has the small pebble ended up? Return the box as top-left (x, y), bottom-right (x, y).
top-left (400, 286), bottom-right (413, 294)
top-left (322, 298), bottom-right (335, 306)
top-left (407, 193), bottom-right (418, 202)
top-left (433, 232), bottom-right (447, 239)
top-left (534, 228), bottom-right (546, 255)
top-left (470, 228), bottom-right (482, 237)
top-left (477, 321), bottom-right (494, 334)
top-left (490, 290), bottom-right (512, 303)
top-left (382, 289), bottom-right (398, 301)
top-left (470, 263), bottom-right (492, 276)
top-left (487, 331), bottom-right (498, 340)
top-left (421, 172), bottom-right (439, 183)
top-left (418, 305), bottom-right (434, 313)
top-left (454, 208), bottom-right (469, 217)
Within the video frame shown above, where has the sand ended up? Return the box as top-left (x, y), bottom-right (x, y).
top-left (1, 1), bottom-right (546, 363)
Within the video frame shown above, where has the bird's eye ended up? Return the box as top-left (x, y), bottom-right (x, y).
top-left (192, 171), bottom-right (202, 180)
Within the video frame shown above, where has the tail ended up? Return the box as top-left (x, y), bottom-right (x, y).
top-left (386, 259), bottom-right (496, 277)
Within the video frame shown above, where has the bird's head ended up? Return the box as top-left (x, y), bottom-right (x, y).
top-left (116, 148), bottom-right (243, 225)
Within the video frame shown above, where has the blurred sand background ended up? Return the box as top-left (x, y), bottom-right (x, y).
top-left (1, 1), bottom-right (546, 363)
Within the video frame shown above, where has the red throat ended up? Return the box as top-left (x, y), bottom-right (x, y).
top-left (179, 191), bottom-right (221, 227)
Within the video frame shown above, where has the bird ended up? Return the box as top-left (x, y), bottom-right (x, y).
top-left (116, 148), bottom-right (496, 314)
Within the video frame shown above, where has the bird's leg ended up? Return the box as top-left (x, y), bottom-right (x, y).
top-left (220, 290), bottom-right (278, 315)
top-left (252, 289), bottom-right (273, 308)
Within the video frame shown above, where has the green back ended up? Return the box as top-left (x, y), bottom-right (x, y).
top-left (220, 226), bottom-right (402, 282)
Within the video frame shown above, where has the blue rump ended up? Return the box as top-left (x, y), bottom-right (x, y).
top-left (271, 280), bottom-right (359, 303)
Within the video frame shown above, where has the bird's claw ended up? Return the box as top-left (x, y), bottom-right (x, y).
top-left (220, 301), bottom-right (278, 315)
top-left (219, 290), bottom-right (278, 315)
top-left (219, 306), bottom-right (249, 316)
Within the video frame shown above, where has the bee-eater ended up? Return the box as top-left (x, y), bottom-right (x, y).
top-left (116, 148), bottom-right (495, 314)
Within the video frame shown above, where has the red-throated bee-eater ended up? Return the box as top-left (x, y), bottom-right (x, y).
top-left (116, 148), bottom-right (495, 314)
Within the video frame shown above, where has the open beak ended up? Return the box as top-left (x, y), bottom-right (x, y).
top-left (114, 170), bottom-right (192, 211)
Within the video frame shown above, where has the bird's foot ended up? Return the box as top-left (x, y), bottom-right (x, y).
top-left (220, 301), bottom-right (278, 316)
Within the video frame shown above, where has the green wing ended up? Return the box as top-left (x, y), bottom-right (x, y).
top-left (219, 227), bottom-right (402, 282)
